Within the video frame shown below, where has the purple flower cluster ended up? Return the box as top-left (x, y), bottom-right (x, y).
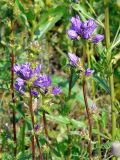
top-left (67, 15), bottom-right (104, 43)
top-left (14, 63), bottom-right (61, 96)
top-left (68, 53), bottom-right (94, 77)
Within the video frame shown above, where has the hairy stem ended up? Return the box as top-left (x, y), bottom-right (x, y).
top-left (83, 80), bottom-right (92, 159)
top-left (11, 52), bottom-right (17, 156)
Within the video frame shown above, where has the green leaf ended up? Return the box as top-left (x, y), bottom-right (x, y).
top-left (93, 75), bottom-right (110, 93)
top-left (47, 114), bottom-right (86, 129)
top-left (34, 5), bottom-right (66, 40)
top-left (15, 0), bottom-right (25, 14)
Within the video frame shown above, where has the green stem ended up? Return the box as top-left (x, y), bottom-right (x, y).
top-left (89, 43), bottom-right (101, 159)
top-left (43, 111), bottom-right (49, 160)
top-left (104, 0), bottom-right (116, 140)
top-left (68, 68), bottom-right (73, 97)
top-left (104, 1), bottom-right (116, 159)
top-left (96, 119), bottom-right (101, 159)
top-left (21, 120), bottom-right (26, 153)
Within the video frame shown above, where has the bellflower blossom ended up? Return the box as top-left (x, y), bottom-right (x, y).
top-left (14, 63), bottom-right (33, 80)
top-left (34, 64), bottom-right (42, 76)
top-left (85, 68), bottom-right (94, 77)
top-left (14, 63), bottom-right (61, 96)
top-left (67, 29), bottom-right (78, 39)
top-left (31, 89), bottom-right (39, 97)
top-left (52, 86), bottom-right (61, 95)
top-left (14, 77), bottom-right (25, 94)
top-left (92, 34), bottom-right (104, 43)
top-left (67, 15), bottom-right (104, 43)
top-left (34, 74), bottom-right (52, 87)
top-left (68, 53), bottom-right (79, 66)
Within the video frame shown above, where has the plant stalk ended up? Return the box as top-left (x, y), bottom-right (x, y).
top-left (83, 79), bottom-right (92, 160)
top-left (29, 92), bottom-right (35, 160)
top-left (43, 111), bottom-right (49, 160)
top-left (29, 91), bottom-right (43, 160)
top-left (104, 0), bottom-right (116, 141)
top-left (88, 43), bottom-right (101, 159)
top-left (68, 68), bottom-right (73, 97)
top-left (11, 52), bottom-right (17, 156)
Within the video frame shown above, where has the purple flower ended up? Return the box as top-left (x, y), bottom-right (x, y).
top-left (13, 64), bottom-right (21, 73)
top-left (68, 53), bottom-right (79, 66)
top-left (52, 86), bottom-right (61, 95)
top-left (31, 89), bottom-right (39, 97)
top-left (70, 15), bottom-right (82, 33)
top-left (80, 19), bottom-right (97, 39)
top-left (14, 63), bottom-right (33, 80)
top-left (34, 74), bottom-right (52, 87)
top-left (34, 64), bottom-right (42, 75)
top-left (34, 124), bottom-right (40, 132)
top-left (67, 29), bottom-right (78, 39)
top-left (44, 89), bottom-right (48, 94)
top-left (91, 102), bottom-right (97, 112)
top-left (92, 34), bottom-right (104, 43)
top-left (85, 68), bottom-right (94, 77)
top-left (67, 16), bottom-right (104, 43)
top-left (14, 77), bottom-right (25, 94)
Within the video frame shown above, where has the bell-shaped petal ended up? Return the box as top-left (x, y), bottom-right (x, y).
top-left (67, 29), bottom-right (78, 39)
top-left (52, 86), bottom-right (61, 95)
top-left (68, 53), bottom-right (79, 66)
top-left (34, 74), bottom-right (52, 87)
top-left (14, 77), bottom-right (25, 94)
top-left (34, 64), bottom-right (42, 76)
top-left (85, 68), bottom-right (94, 77)
top-left (92, 34), bottom-right (104, 43)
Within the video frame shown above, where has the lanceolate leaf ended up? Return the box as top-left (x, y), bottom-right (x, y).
top-left (93, 75), bottom-right (110, 93)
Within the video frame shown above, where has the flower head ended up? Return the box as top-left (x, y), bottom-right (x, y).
top-left (14, 77), bottom-right (25, 94)
top-left (67, 29), bottom-right (78, 39)
top-left (31, 89), bottom-right (39, 97)
top-left (67, 16), bottom-right (104, 43)
top-left (14, 63), bottom-right (32, 80)
top-left (52, 86), bottom-right (61, 95)
top-left (34, 64), bottom-right (42, 76)
top-left (68, 53), bottom-right (79, 66)
top-left (92, 34), bottom-right (104, 43)
top-left (34, 74), bottom-right (52, 87)
top-left (85, 68), bottom-right (94, 77)
top-left (34, 124), bottom-right (40, 132)
top-left (70, 15), bottom-right (82, 33)
top-left (91, 102), bottom-right (97, 112)
top-left (80, 19), bottom-right (97, 39)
